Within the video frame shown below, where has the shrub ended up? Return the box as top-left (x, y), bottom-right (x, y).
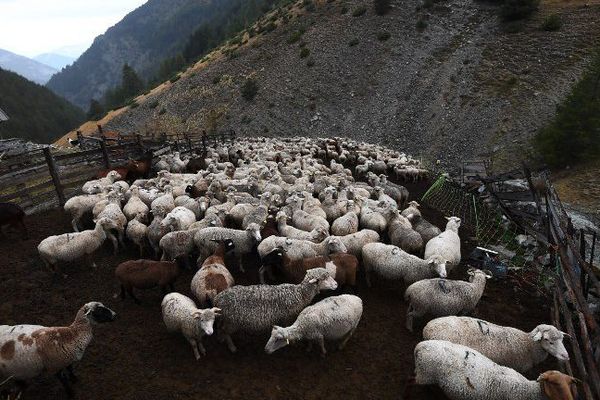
top-left (541, 14), bottom-right (561, 31)
top-left (377, 31), bottom-right (391, 41)
top-left (349, 38), bottom-right (360, 46)
top-left (129, 101), bottom-right (139, 109)
top-left (288, 29), bottom-right (304, 44)
top-left (158, 108), bottom-right (167, 115)
top-left (416, 17), bottom-right (428, 31)
top-left (148, 100), bottom-right (159, 109)
top-left (352, 6), bottom-right (367, 16)
top-left (213, 75), bottom-right (222, 84)
top-left (533, 50), bottom-right (600, 167)
top-left (241, 78), bottom-right (259, 101)
top-left (306, 58), bottom-right (315, 67)
top-left (264, 22), bottom-right (277, 32)
top-left (303, 0), bottom-right (316, 11)
top-left (341, 6), bottom-right (348, 13)
top-left (169, 74), bottom-right (181, 83)
top-left (500, 0), bottom-right (540, 21)
top-left (374, 0), bottom-right (391, 14)
top-left (300, 47), bottom-right (311, 58)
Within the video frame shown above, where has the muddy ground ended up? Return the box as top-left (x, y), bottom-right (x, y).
top-left (0, 181), bottom-right (555, 400)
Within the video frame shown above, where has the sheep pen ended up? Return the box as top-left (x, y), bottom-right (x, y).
top-left (0, 138), bottom-right (559, 400)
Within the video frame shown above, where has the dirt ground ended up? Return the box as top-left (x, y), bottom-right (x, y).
top-left (0, 181), bottom-right (556, 400)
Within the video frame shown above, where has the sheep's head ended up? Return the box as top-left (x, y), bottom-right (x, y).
top-left (537, 371), bottom-right (579, 400)
top-left (304, 268), bottom-right (338, 291)
top-left (192, 308), bottom-right (221, 336)
top-left (96, 217), bottom-right (119, 231)
top-left (445, 216), bottom-right (461, 231)
top-left (81, 302), bottom-right (116, 324)
top-left (408, 200), bottom-right (420, 208)
top-left (210, 238), bottom-right (236, 254)
top-left (531, 325), bottom-right (570, 362)
top-left (275, 211), bottom-right (288, 223)
top-left (265, 325), bottom-right (290, 354)
top-left (108, 170), bottom-right (122, 181)
top-left (466, 268), bottom-right (492, 282)
top-left (326, 237), bottom-right (347, 254)
top-left (426, 254), bottom-right (448, 279)
top-left (312, 227), bottom-right (330, 242)
top-left (246, 223), bottom-right (262, 242)
top-left (160, 215), bottom-right (176, 229)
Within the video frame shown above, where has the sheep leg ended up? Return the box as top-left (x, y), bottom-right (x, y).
top-left (107, 232), bottom-right (119, 254)
top-left (258, 266), bottom-right (267, 284)
top-left (18, 219), bottom-right (28, 240)
top-left (85, 253), bottom-right (97, 269)
top-left (238, 256), bottom-right (245, 273)
top-left (117, 229), bottom-right (125, 247)
top-left (138, 244), bottom-right (144, 258)
top-left (317, 336), bottom-right (327, 357)
top-left (196, 339), bottom-right (207, 357)
top-left (71, 218), bottom-right (80, 232)
top-left (127, 287), bottom-right (141, 305)
top-left (55, 369), bottom-right (74, 397)
top-left (188, 338), bottom-right (201, 360)
top-left (338, 327), bottom-right (356, 350)
top-left (365, 270), bottom-right (372, 288)
top-left (223, 334), bottom-right (237, 353)
top-left (66, 365), bottom-right (78, 383)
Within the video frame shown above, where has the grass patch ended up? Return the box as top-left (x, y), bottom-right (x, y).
top-left (241, 78), bottom-right (259, 101)
top-left (352, 5), bottom-right (367, 16)
top-left (300, 47), bottom-right (311, 58)
top-left (306, 58), bottom-right (315, 67)
top-left (416, 17), bottom-right (427, 31)
top-left (349, 38), bottom-right (360, 46)
top-left (377, 31), bottom-right (391, 41)
top-left (541, 14), bottom-right (561, 31)
top-left (148, 100), bottom-right (159, 109)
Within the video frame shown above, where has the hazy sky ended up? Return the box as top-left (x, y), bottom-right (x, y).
top-left (0, 0), bottom-right (147, 58)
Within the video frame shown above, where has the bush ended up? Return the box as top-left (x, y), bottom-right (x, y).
top-left (533, 50), bottom-right (600, 167)
top-left (288, 29), bottom-right (304, 44)
top-left (416, 17), bottom-right (427, 31)
top-left (213, 75), bottom-right (222, 84)
top-left (169, 74), bottom-right (181, 83)
top-left (129, 101), bottom-right (139, 109)
top-left (374, 0), bottom-right (391, 14)
top-left (303, 0), bottom-right (316, 11)
top-left (300, 47), bottom-right (311, 58)
top-left (541, 14), bottom-right (561, 31)
top-left (352, 6), bottom-right (367, 16)
top-left (306, 58), bottom-right (315, 67)
top-left (158, 108), bottom-right (167, 115)
top-left (500, 0), bottom-right (540, 21)
top-left (377, 31), bottom-right (391, 41)
top-left (148, 100), bottom-right (159, 109)
top-left (241, 78), bottom-right (259, 101)
top-left (349, 38), bottom-right (360, 46)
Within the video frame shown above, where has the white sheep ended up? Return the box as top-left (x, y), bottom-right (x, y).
top-left (413, 340), bottom-right (578, 400)
top-left (161, 293), bottom-right (220, 360)
top-left (0, 302), bottom-right (116, 397)
top-left (424, 216), bottom-right (461, 273)
top-left (123, 186), bottom-right (149, 221)
top-left (422, 316), bottom-right (570, 373)
top-left (125, 214), bottom-right (148, 257)
top-left (362, 243), bottom-right (447, 287)
top-left (160, 206), bottom-right (196, 231)
top-left (193, 223), bottom-right (262, 270)
top-left (292, 209), bottom-right (329, 232)
top-left (331, 200), bottom-right (359, 236)
top-left (276, 211), bottom-right (329, 242)
top-left (38, 217), bottom-right (118, 275)
top-left (151, 186), bottom-right (175, 213)
top-left (258, 236), bottom-right (347, 261)
top-left (332, 229), bottom-right (380, 258)
top-left (264, 294), bottom-right (363, 356)
top-left (95, 192), bottom-right (128, 254)
top-left (404, 268), bottom-right (492, 332)
top-left (63, 188), bottom-right (106, 231)
top-left (81, 170), bottom-right (121, 194)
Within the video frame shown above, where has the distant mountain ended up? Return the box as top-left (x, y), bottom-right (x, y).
top-left (0, 48), bottom-right (57, 84)
top-left (34, 53), bottom-right (76, 70)
top-left (47, 0), bottom-right (275, 109)
top-left (0, 67), bottom-right (84, 143)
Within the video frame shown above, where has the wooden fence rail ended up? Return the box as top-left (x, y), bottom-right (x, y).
top-left (0, 130), bottom-right (236, 214)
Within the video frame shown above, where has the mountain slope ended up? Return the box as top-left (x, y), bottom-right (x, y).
top-left (46, 0), bottom-right (283, 109)
top-left (34, 53), bottom-right (75, 70)
top-left (60, 0), bottom-right (600, 170)
top-left (0, 48), bottom-right (57, 84)
top-left (0, 68), bottom-right (84, 143)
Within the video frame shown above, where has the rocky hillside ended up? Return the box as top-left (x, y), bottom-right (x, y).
top-left (59, 0), bottom-right (600, 170)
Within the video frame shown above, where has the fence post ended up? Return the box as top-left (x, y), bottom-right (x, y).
top-left (136, 134), bottom-right (144, 153)
top-left (185, 134), bottom-right (192, 152)
top-left (43, 147), bottom-right (65, 206)
top-left (99, 137), bottom-right (111, 169)
top-left (202, 130), bottom-right (207, 154)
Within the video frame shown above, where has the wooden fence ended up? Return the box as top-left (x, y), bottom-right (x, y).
top-left (0, 130), bottom-right (236, 214)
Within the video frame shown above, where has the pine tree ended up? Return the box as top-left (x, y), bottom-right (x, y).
top-left (87, 99), bottom-right (104, 120)
top-left (121, 64), bottom-right (144, 100)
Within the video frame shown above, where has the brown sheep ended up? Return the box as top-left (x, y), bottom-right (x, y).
top-left (262, 247), bottom-right (358, 291)
top-left (115, 259), bottom-right (181, 304)
top-left (191, 239), bottom-right (236, 305)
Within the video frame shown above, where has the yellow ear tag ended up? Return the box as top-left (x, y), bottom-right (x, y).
top-left (286, 338), bottom-right (290, 345)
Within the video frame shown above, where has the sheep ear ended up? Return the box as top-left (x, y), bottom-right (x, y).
top-left (532, 328), bottom-right (543, 342)
top-left (571, 377), bottom-right (582, 385)
top-left (309, 278), bottom-right (318, 284)
top-left (536, 374), bottom-right (546, 382)
top-left (211, 307), bottom-right (221, 315)
top-left (561, 331), bottom-right (572, 339)
top-left (191, 311), bottom-right (202, 319)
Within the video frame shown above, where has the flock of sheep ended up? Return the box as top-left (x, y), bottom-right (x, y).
top-left (0, 136), bottom-right (579, 399)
